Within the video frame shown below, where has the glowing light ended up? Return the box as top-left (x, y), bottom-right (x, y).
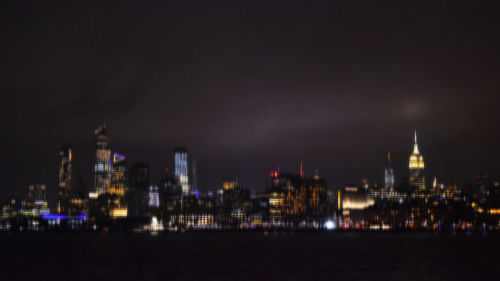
top-left (488, 209), bottom-right (500, 215)
top-left (324, 220), bottom-right (335, 230)
top-left (41, 214), bottom-right (67, 220)
top-left (111, 208), bottom-right (128, 218)
top-left (77, 214), bottom-right (87, 220)
top-left (89, 191), bottom-right (98, 199)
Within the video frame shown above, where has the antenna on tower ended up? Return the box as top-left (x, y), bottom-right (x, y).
top-left (300, 161), bottom-right (303, 177)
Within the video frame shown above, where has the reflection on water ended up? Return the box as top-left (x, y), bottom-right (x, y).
top-left (0, 232), bottom-right (498, 281)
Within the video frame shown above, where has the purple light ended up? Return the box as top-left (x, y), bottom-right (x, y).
top-left (195, 190), bottom-right (199, 197)
top-left (41, 214), bottom-right (67, 220)
top-left (41, 214), bottom-right (87, 220)
top-left (113, 152), bottom-right (126, 162)
top-left (76, 214), bottom-right (87, 220)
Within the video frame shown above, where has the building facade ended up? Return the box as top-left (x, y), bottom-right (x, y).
top-left (94, 125), bottom-right (112, 196)
top-left (409, 131), bottom-right (425, 191)
top-left (174, 148), bottom-right (189, 195)
top-left (57, 145), bottom-right (72, 213)
top-left (384, 151), bottom-right (395, 191)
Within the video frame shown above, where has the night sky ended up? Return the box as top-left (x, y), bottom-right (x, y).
top-left (1, 1), bottom-right (499, 203)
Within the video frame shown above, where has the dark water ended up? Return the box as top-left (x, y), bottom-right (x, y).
top-left (0, 232), bottom-right (498, 281)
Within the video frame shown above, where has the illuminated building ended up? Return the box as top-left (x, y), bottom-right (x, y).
top-left (109, 153), bottom-right (128, 218)
top-left (266, 169), bottom-right (327, 222)
top-left (192, 160), bottom-right (198, 192)
top-left (161, 168), bottom-right (182, 197)
top-left (306, 171), bottom-right (327, 217)
top-left (160, 168), bottom-right (183, 215)
top-left (409, 130), bottom-right (425, 191)
top-left (384, 151), bottom-right (395, 191)
top-left (223, 178), bottom-right (236, 191)
top-left (21, 184), bottom-right (50, 216)
top-left (174, 148), bottom-right (190, 195)
top-left (269, 172), bottom-right (306, 219)
top-left (222, 178), bottom-right (250, 222)
top-left (1, 198), bottom-right (22, 219)
top-left (67, 191), bottom-right (89, 217)
top-left (148, 185), bottom-right (160, 208)
top-left (94, 125), bottom-right (112, 196)
top-left (340, 185), bottom-right (374, 225)
top-left (57, 145), bottom-right (72, 214)
top-left (341, 186), bottom-right (375, 210)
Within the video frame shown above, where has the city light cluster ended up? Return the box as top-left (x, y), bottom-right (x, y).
top-left (1, 125), bottom-right (500, 234)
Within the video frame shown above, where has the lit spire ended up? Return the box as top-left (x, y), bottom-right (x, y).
top-left (387, 150), bottom-right (391, 164)
top-left (413, 130), bottom-right (420, 154)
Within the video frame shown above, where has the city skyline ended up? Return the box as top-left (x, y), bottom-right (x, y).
top-left (3, 2), bottom-right (500, 280)
top-left (2, 1), bottom-right (499, 202)
top-left (3, 124), bottom-right (498, 205)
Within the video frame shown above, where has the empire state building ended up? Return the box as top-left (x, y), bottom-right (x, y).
top-left (409, 131), bottom-right (425, 191)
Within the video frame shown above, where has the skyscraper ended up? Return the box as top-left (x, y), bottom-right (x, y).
top-left (109, 152), bottom-right (128, 218)
top-left (22, 184), bottom-right (50, 216)
top-left (128, 163), bottom-right (150, 218)
top-left (192, 160), bottom-right (198, 192)
top-left (409, 131), bottom-right (425, 191)
top-left (57, 145), bottom-right (72, 213)
top-left (110, 153), bottom-right (127, 197)
top-left (384, 150), bottom-right (395, 191)
top-left (174, 148), bottom-right (190, 194)
top-left (94, 125), bottom-right (112, 196)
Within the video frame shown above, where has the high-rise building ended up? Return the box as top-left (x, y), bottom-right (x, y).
top-left (94, 125), bottom-right (112, 196)
top-left (174, 148), bottom-right (190, 194)
top-left (109, 153), bottom-right (128, 218)
top-left (128, 163), bottom-right (150, 218)
top-left (22, 184), bottom-right (50, 216)
top-left (306, 171), bottom-right (327, 217)
top-left (148, 185), bottom-right (160, 208)
top-left (110, 153), bottom-right (127, 196)
top-left (384, 150), bottom-right (395, 191)
top-left (267, 171), bottom-right (306, 221)
top-left (409, 130), bottom-right (425, 191)
top-left (222, 178), bottom-right (250, 221)
top-left (192, 160), bottom-right (198, 192)
top-left (57, 145), bottom-right (72, 213)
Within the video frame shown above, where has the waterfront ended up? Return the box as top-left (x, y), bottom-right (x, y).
top-left (1, 232), bottom-right (498, 281)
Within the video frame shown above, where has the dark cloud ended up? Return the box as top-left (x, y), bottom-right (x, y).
top-left (1, 1), bottom-right (499, 202)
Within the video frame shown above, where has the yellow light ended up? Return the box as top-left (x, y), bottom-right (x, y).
top-left (488, 209), bottom-right (500, 215)
top-left (111, 208), bottom-right (128, 218)
top-left (337, 190), bottom-right (341, 210)
top-left (89, 191), bottom-right (98, 199)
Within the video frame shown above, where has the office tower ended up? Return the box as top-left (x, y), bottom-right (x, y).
top-left (28, 184), bottom-right (47, 202)
top-left (22, 184), bottom-right (50, 216)
top-left (148, 185), bottom-right (160, 208)
top-left (160, 167), bottom-right (182, 198)
top-left (57, 145), bottom-right (72, 213)
top-left (128, 163), bottom-right (150, 218)
top-left (110, 153), bottom-right (127, 197)
top-left (192, 160), bottom-right (198, 192)
top-left (221, 178), bottom-right (250, 222)
top-left (174, 148), bottom-right (190, 194)
top-left (268, 172), bottom-right (306, 220)
top-left (384, 151), bottom-right (395, 191)
top-left (409, 130), bottom-right (425, 191)
top-left (94, 125), bottom-right (112, 196)
top-left (110, 153), bottom-right (128, 218)
top-left (306, 171), bottom-right (327, 216)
